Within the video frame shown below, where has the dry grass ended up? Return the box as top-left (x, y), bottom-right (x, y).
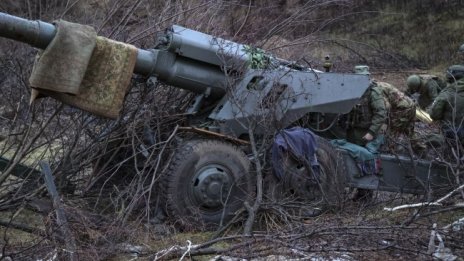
top-left (1, 1), bottom-right (463, 260)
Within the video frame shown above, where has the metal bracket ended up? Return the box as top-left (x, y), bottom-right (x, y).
top-left (186, 87), bottom-right (211, 114)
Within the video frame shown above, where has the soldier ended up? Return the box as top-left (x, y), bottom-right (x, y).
top-left (347, 66), bottom-right (387, 148)
top-left (429, 65), bottom-right (464, 145)
top-left (349, 66), bottom-right (417, 151)
top-left (347, 67), bottom-right (418, 201)
top-left (378, 81), bottom-right (417, 139)
top-left (406, 74), bottom-right (445, 110)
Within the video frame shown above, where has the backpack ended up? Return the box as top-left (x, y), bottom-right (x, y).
top-left (420, 74), bottom-right (446, 91)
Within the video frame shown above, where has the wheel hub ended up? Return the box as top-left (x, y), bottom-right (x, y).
top-left (284, 160), bottom-right (321, 200)
top-left (192, 164), bottom-right (232, 208)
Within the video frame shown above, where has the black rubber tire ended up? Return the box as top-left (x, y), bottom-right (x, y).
top-left (314, 136), bottom-right (347, 207)
top-left (269, 135), bottom-right (347, 208)
top-left (161, 139), bottom-right (254, 229)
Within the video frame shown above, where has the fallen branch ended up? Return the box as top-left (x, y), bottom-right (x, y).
top-left (435, 183), bottom-right (464, 204)
top-left (384, 183), bottom-right (464, 212)
top-left (384, 202), bottom-right (442, 212)
top-left (151, 242), bottom-right (224, 261)
top-left (179, 240), bottom-right (192, 261)
top-left (443, 217), bottom-right (464, 231)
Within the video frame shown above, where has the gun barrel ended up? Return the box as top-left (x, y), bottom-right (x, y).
top-left (0, 12), bottom-right (155, 76)
top-left (0, 12), bottom-right (55, 49)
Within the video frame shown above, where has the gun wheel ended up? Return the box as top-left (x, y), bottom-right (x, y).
top-left (161, 139), bottom-right (254, 229)
top-left (267, 136), bottom-right (346, 208)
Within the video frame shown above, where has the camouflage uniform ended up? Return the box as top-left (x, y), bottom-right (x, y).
top-left (430, 78), bottom-right (464, 144)
top-left (347, 81), bottom-right (416, 148)
top-left (406, 75), bottom-right (445, 110)
top-left (346, 82), bottom-right (387, 146)
top-left (377, 81), bottom-right (417, 136)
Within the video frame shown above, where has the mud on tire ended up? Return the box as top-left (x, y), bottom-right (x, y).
top-left (315, 136), bottom-right (347, 207)
top-left (160, 139), bottom-right (255, 229)
top-left (266, 136), bottom-right (347, 208)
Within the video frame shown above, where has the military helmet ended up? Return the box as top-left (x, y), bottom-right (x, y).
top-left (459, 43), bottom-right (464, 53)
top-left (354, 65), bottom-right (370, 75)
top-left (445, 64), bottom-right (464, 82)
top-left (406, 74), bottom-right (421, 89)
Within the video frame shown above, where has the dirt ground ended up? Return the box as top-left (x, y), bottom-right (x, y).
top-left (2, 71), bottom-right (463, 260)
top-left (372, 70), bottom-right (431, 91)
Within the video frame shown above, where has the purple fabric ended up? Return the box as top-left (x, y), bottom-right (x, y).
top-left (271, 127), bottom-right (318, 180)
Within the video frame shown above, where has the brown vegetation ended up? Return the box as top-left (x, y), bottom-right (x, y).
top-left (1, 0), bottom-right (464, 260)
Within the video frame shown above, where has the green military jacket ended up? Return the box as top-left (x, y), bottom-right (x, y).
top-left (377, 81), bottom-right (416, 134)
top-left (349, 82), bottom-right (387, 136)
top-left (378, 82), bottom-right (415, 111)
top-left (407, 75), bottom-right (443, 109)
top-left (368, 82), bottom-right (389, 135)
top-left (429, 78), bottom-right (464, 126)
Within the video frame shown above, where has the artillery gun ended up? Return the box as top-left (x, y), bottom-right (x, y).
top-left (0, 12), bottom-right (452, 227)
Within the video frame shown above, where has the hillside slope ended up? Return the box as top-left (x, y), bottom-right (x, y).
top-left (1, 0), bottom-right (462, 71)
